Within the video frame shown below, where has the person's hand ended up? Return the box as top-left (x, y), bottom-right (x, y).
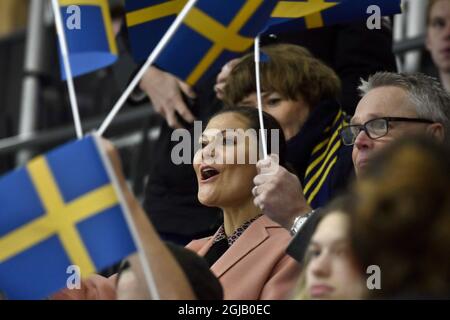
top-left (139, 66), bottom-right (196, 129)
top-left (214, 58), bottom-right (241, 100)
top-left (253, 154), bottom-right (312, 230)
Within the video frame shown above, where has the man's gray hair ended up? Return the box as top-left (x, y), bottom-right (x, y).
top-left (359, 72), bottom-right (450, 137)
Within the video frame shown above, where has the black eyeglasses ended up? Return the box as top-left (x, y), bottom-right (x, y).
top-left (339, 117), bottom-right (434, 146)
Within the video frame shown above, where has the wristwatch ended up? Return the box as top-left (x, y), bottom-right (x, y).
top-left (290, 210), bottom-right (315, 236)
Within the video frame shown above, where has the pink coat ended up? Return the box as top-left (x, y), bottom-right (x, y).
top-left (186, 215), bottom-right (302, 300)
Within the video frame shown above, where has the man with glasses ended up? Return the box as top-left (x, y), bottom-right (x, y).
top-left (253, 72), bottom-right (450, 262)
top-left (344, 73), bottom-right (447, 177)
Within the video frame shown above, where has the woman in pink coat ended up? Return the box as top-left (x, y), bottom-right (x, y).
top-left (52, 107), bottom-right (300, 300)
top-left (187, 107), bottom-right (301, 300)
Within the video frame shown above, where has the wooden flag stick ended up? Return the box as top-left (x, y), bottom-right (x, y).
top-left (97, 0), bottom-right (200, 136)
top-left (50, 0), bottom-right (83, 139)
top-left (93, 133), bottom-right (160, 300)
top-left (254, 36), bottom-right (268, 160)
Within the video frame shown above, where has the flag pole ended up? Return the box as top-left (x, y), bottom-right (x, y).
top-left (254, 36), bottom-right (268, 160)
top-left (50, 0), bottom-right (83, 139)
top-left (97, 0), bottom-right (200, 136)
top-left (93, 133), bottom-right (160, 300)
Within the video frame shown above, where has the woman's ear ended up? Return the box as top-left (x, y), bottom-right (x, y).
top-left (426, 123), bottom-right (445, 142)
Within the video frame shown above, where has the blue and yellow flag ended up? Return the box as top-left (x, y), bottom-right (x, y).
top-left (125, 0), bottom-right (278, 86)
top-left (59, 0), bottom-right (118, 79)
top-left (0, 135), bottom-right (136, 299)
top-left (125, 0), bottom-right (401, 85)
top-left (266, 0), bottom-right (402, 33)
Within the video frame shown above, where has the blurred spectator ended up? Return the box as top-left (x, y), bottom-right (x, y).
top-left (426, 0), bottom-right (450, 91)
top-left (294, 195), bottom-right (366, 300)
top-left (351, 136), bottom-right (450, 299)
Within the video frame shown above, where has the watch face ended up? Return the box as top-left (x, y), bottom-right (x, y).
top-left (296, 215), bottom-right (310, 230)
top-left (291, 211), bottom-right (314, 235)
top-left (297, 218), bottom-right (306, 227)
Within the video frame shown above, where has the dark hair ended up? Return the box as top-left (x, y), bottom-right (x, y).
top-left (351, 136), bottom-right (450, 298)
top-left (208, 106), bottom-right (288, 167)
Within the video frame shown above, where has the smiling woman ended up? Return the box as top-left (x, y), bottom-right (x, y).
top-left (193, 107), bottom-right (286, 210)
top-left (187, 107), bottom-right (301, 300)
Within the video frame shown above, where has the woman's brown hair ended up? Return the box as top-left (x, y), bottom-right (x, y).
top-left (351, 136), bottom-right (450, 298)
top-left (223, 44), bottom-right (341, 109)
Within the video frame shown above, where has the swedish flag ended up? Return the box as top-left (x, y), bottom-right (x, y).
top-left (0, 135), bottom-right (136, 299)
top-left (59, 0), bottom-right (118, 79)
top-left (267, 0), bottom-right (402, 32)
top-left (125, 0), bottom-right (278, 86)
